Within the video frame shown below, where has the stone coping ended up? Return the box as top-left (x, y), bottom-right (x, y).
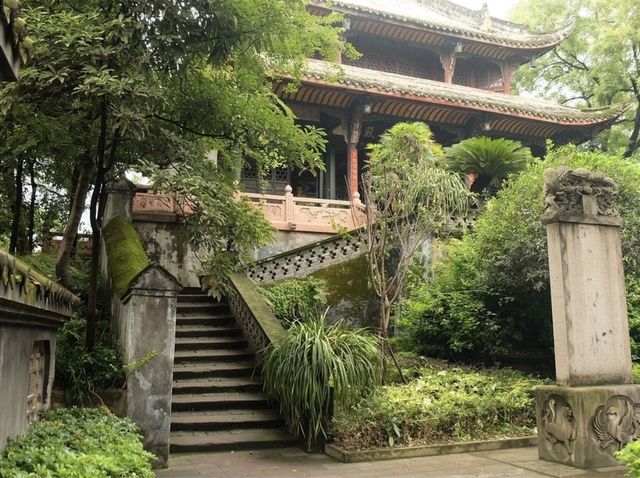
top-left (228, 272), bottom-right (285, 347)
top-left (325, 436), bottom-right (537, 463)
top-left (0, 249), bottom-right (80, 321)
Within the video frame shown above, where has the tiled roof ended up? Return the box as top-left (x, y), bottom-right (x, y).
top-left (310, 0), bottom-right (572, 49)
top-left (300, 59), bottom-right (626, 126)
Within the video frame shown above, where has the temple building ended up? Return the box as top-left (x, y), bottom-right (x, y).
top-left (241, 0), bottom-right (623, 223)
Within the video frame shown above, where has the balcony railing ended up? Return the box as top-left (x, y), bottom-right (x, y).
top-left (243, 186), bottom-right (366, 234)
top-left (131, 186), bottom-right (366, 234)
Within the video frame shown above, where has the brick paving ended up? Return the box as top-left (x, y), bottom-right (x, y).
top-left (156, 446), bottom-right (627, 478)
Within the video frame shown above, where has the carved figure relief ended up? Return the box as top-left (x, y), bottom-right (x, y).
top-left (543, 167), bottom-right (618, 219)
top-left (590, 395), bottom-right (640, 454)
top-left (540, 395), bottom-right (577, 462)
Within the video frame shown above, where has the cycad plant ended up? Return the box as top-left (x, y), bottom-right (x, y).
top-left (444, 136), bottom-right (532, 195)
top-left (261, 314), bottom-right (379, 449)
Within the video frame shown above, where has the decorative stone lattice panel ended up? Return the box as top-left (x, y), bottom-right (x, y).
top-left (248, 235), bottom-right (364, 284)
top-left (226, 273), bottom-right (285, 357)
top-left (227, 289), bottom-right (271, 354)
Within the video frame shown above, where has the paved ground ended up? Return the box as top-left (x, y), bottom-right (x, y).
top-left (156, 446), bottom-right (627, 477)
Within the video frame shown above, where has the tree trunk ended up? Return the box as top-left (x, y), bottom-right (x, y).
top-left (379, 296), bottom-right (390, 382)
top-left (624, 102), bottom-right (640, 158)
top-left (9, 158), bottom-right (24, 255)
top-left (86, 99), bottom-right (109, 351)
top-left (56, 164), bottom-right (93, 288)
top-left (26, 159), bottom-right (37, 254)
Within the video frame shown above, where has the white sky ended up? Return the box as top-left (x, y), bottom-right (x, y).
top-left (454, 0), bottom-right (521, 20)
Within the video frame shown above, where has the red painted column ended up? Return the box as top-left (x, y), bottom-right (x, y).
top-left (347, 143), bottom-right (359, 197)
top-left (502, 62), bottom-right (513, 95)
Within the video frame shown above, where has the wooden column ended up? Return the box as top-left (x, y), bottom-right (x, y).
top-left (343, 105), bottom-right (364, 197)
top-left (440, 51), bottom-right (457, 84)
top-left (501, 62), bottom-right (514, 95)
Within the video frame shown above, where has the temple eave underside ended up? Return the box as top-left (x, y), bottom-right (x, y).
top-left (275, 80), bottom-right (620, 144)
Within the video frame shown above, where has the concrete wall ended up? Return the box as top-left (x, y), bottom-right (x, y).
top-left (134, 220), bottom-right (202, 288)
top-left (0, 326), bottom-right (57, 449)
top-left (111, 265), bottom-right (180, 468)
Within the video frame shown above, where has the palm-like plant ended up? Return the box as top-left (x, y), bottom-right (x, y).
top-left (261, 314), bottom-right (379, 449)
top-left (444, 136), bottom-right (532, 195)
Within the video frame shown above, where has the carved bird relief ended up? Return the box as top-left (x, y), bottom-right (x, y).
top-left (591, 395), bottom-right (640, 452)
top-left (541, 396), bottom-right (577, 460)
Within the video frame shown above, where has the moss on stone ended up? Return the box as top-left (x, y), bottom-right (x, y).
top-left (312, 255), bottom-right (378, 328)
top-left (103, 216), bottom-right (149, 297)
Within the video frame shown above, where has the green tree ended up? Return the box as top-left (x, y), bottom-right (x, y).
top-left (443, 136), bottom-right (532, 196)
top-left (510, 0), bottom-right (640, 157)
top-left (356, 122), bottom-right (470, 370)
top-left (1, 0), bottom-right (349, 347)
top-left (404, 145), bottom-right (640, 360)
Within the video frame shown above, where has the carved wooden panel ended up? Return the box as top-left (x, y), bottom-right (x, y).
top-left (26, 342), bottom-right (48, 425)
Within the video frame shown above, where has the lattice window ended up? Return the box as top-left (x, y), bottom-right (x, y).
top-left (26, 342), bottom-right (48, 425)
top-left (273, 168), bottom-right (288, 183)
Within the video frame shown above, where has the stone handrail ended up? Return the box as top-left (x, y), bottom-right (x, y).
top-left (0, 250), bottom-right (80, 324)
top-left (243, 186), bottom-right (366, 233)
top-left (247, 233), bottom-right (363, 284)
top-left (226, 272), bottom-right (285, 356)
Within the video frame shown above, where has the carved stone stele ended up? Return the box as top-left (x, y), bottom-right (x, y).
top-left (537, 167), bottom-right (640, 469)
top-left (543, 168), bottom-right (631, 387)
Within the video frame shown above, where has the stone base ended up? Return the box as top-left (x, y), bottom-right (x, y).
top-left (536, 384), bottom-right (640, 469)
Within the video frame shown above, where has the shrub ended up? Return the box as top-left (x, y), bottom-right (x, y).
top-left (18, 252), bottom-right (88, 297)
top-left (55, 316), bottom-right (125, 405)
top-left (400, 145), bottom-right (640, 361)
top-left (0, 408), bottom-right (154, 477)
top-left (331, 366), bottom-right (546, 450)
top-left (259, 277), bottom-right (327, 326)
top-left (261, 314), bottom-right (379, 449)
top-left (618, 440), bottom-right (640, 477)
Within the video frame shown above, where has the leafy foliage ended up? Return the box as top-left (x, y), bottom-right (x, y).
top-left (259, 277), bottom-right (328, 327)
top-left (444, 136), bottom-right (532, 195)
top-left (331, 366), bottom-right (546, 450)
top-left (261, 315), bottom-right (379, 449)
top-left (17, 253), bottom-right (88, 297)
top-left (400, 145), bottom-right (640, 360)
top-left (0, 408), bottom-right (154, 477)
top-left (511, 0), bottom-right (640, 158)
top-left (618, 439), bottom-right (640, 477)
top-left (357, 122), bottom-right (471, 349)
top-left (55, 316), bottom-right (125, 405)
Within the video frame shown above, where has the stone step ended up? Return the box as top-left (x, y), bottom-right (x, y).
top-left (172, 362), bottom-right (255, 380)
top-left (169, 429), bottom-right (298, 453)
top-left (172, 378), bottom-right (262, 394)
top-left (177, 303), bottom-right (230, 314)
top-left (174, 349), bottom-right (254, 364)
top-left (178, 293), bottom-right (222, 304)
top-left (171, 410), bottom-right (283, 431)
top-left (175, 315), bottom-right (235, 326)
top-left (175, 325), bottom-right (243, 338)
top-left (171, 392), bottom-right (270, 412)
top-left (174, 336), bottom-right (248, 351)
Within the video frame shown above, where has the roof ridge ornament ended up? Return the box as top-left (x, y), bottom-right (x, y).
top-left (480, 2), bottom-right (492, 31)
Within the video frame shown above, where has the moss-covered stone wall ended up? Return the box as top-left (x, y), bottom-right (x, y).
top-left (311, 255), bottom-right (379, 328)
top-left (102, 216), bottom-right (150, 297)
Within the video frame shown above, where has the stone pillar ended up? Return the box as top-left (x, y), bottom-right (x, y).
top-left (118, 265), bottom-right (181, 467)
top-left (536, 167), bottom-right (639, 469)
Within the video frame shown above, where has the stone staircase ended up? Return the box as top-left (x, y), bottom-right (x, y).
top-left (170, 288), bottom-right (296, 453)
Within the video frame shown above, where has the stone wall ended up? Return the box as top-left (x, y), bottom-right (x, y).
top-left (0, 250), bottom-right (78, 449)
